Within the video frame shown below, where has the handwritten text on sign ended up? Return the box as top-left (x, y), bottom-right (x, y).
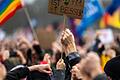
top-left (48, 0), bottom-right (84, 19)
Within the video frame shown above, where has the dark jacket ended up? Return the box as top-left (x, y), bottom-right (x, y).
top-left (5, 52), bottom-right (80, 80)
top-left (5, 66), bottom-right (65, 80)
top-left (93, 74), bottom-right (108, 80)
top-left (5, 67), bottom-right (29, 80)
top-left (65, 52), bottom-right (81, 80)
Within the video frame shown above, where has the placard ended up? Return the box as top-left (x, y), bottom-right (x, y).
top-left (98, 29), bottom-right (114, 44)
top-left (48, 0), bottom-right (84, 19)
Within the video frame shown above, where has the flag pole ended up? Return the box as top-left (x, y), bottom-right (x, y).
top-left (21, 0), bottom-right (39, 41)
top-left (23, 7), bottom-right (39, 41)
top-left (60, 14), bottom-right (68, 59)
top-left (63, 14), bottom-right (67, 29)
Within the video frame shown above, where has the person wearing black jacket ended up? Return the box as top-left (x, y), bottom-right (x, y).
top-left (5, 29), bottom-right (81, 80)
top-left (5, 64), bottom-right (52, 80)
top-left (4, 51), bottom-right (80, 80)
top-left (61, 29), bottom-right (81, 80)
top-left (104, 55), bottom-right (120, 80)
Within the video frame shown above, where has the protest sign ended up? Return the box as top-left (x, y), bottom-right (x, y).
top-left (98, 29), bottom-right (114, 44)
top-left (48, 0), bottom-right (84, 19)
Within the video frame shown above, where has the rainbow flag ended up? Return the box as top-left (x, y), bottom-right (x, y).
top-left (0, 0), bottom-right (22, 25)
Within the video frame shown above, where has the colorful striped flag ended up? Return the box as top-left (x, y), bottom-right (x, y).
top-left (0, 0), bottom-right (22, 25)
top-left (100, 9), bottom-right (120, 29)
top-left (100, 0), bottom-right (120, 29)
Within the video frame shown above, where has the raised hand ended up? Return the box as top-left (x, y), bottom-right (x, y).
top-left (61, 29), bottom-right (77, 56)
top-left (56, 59), bottom-right (65, 70)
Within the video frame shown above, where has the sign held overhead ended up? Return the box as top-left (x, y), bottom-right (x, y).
top-left (48, 0), bottom-right (84, 19)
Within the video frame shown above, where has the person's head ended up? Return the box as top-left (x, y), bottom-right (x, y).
top-left (104, 55), bottom-right (120, 80)
top-left (0, 50), bottom-right (9, 62)
top-left (79, 52), bottom-right (101, 80)
top-left (18, 42), bottom-right (29, 54)
top-left (103, 48), bottom-right (116, 58)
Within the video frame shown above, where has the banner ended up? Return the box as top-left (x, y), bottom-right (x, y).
top-left (100, 0), bottom-right (120, 29)
top-left (48, 0), bottom-right (84, 19)
top-left (76, 0), bottom-right (103, 37)
top-left (0, 0), bottom-right (22, 25)
top-left (98, 29), bottom-right (114, 44)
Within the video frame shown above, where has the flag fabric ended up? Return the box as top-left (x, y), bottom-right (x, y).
top-left (0, 0), bottom-right (22, 25)
top-left (76, 0), bottom-right (103, 37)
top-left (100, 0), bottom-right (120, 29)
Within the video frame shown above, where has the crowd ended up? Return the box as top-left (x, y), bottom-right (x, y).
top-left (0, 28), bottom-right (120, 80)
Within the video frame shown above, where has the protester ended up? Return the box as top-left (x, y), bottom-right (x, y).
top-left (0, 29), bottom-right (80, 80)
top-left (0, 25), bottom-right (120, 80)
top-left (79, 52), bottom-right (107, 80)
top-left (1, 0), bottom-right (120, 80)
top-left (17, 36), bottom-right (32, 65)
top-left (5, 64), bottom-right (52, 80)
top-left (61, 29), bottom-right (81, 80)
top-left (101, 48), bottom-right (116, 69)
top-left (104, 55), bottom-right (120, 80)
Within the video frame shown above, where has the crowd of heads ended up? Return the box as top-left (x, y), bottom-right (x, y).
top-left (0, 28), bottom-right (120, 80)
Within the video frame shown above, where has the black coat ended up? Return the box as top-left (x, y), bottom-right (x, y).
top-left (5, 52), bottom-right (81, 80)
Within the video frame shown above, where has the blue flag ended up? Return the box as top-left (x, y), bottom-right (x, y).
top-left (76, 0), bottom-right (103, 37)
top-left (106, 0), bottom-right (120, 15)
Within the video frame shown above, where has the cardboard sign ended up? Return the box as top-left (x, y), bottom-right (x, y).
top-left (48, 0), bottom-right (84, 19)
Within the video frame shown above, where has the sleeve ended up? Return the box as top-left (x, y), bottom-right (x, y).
top-left (65, 52), bottom-right (81, 68)
top-left (64, 52), bottom-right (81, 80)
top-left (2, 60), bottom-right (15, 71)
top-left (54, 70), bottom-right (65, 80)
top-left (5, 67), bottom-right (30, 80)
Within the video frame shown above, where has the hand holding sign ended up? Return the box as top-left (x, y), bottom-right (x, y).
top-left (56, 59), bottom-right (65, 70)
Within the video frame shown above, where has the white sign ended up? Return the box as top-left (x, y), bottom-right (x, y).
top-left (98, 29), bottom-right (114, 44)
